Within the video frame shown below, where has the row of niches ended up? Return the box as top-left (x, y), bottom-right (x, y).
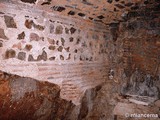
top-left (0, 13), bottom-right (107, 42)
top-left (10, 31), bottom-right (107, 51)
top-left (24, 18), bottom-right (105, 41)
top-left (3, 48), bottom-right (106, 62)
top-left (0, 14), bottom-right (78, 37)
top-left (3, 34), bottom-right (107, 61)
top-left (3, 32), bottom-right (107, 62)
top-left (25, 19), bottom-right (78, 35)
top-left (0, 13), bottom-right (108, 62)
top-left (0, 33), bottom-right (107, 61)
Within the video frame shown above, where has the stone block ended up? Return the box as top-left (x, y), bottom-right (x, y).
top-left (4, 15), bottom-right (17, 28)
top-left (17, 31), bottom-right (25, 40)
top-left (55, 25), bottom-right (63, 34)
top-left (17, 52), bottom-right (26, 60)
top-left (25, 44), bottom-right (32, 51)
top-left (30, 33), bottom-right (40, 41)
top-left (0, 28), bottom-right (8, 40)
top-left (70, 27), bottom-right (76, 34)
top-left (5, 49), bottom-right (16, 59)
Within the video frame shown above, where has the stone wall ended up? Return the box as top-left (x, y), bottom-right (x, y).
top-left (104, 0), bottom-right (160, 91)
top-left (0, 0), bottom-right (160, 120)
top-left (0, 2), bottom-right (109, 104)
top-left (78, 1), bottom-right (160, 119)
top-left (119, 1), bottom-right (160, 94)
top-left (120, 13), bottom-right (160, 76)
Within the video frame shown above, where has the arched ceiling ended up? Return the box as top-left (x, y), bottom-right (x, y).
top-left (1, 0), bottom-right (160, 25)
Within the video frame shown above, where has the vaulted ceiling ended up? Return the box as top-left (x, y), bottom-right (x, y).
top-left (4, 0), bottom-right (157, 25)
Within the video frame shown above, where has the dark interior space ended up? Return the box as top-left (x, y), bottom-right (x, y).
top-left (0, 0), bottom-right (160, 120)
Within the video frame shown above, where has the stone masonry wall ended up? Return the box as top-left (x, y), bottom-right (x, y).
top-left (0, 2), bottom-right (109, 104)
top-left (119, 1), bottom-right (160, 79)
top-left (106, 0), bottom-right (160, 86)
